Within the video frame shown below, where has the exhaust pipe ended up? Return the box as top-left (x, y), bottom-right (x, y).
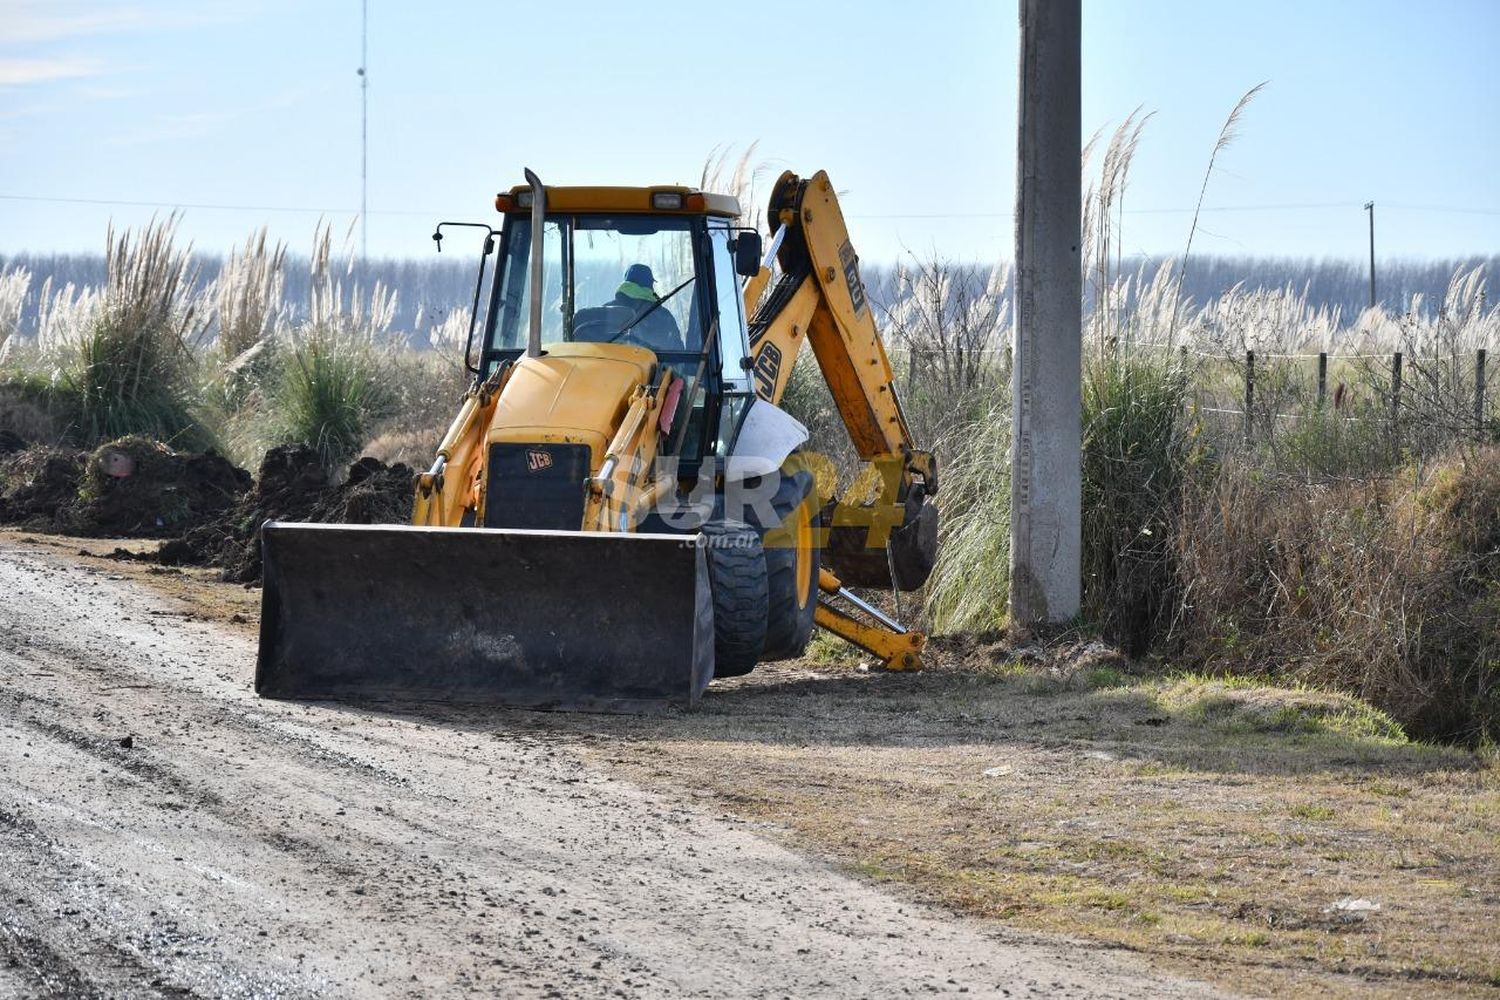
top-left (523, 167), bottom-right (546, 358)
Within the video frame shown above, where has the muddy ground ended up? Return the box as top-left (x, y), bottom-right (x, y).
top-left (0, 533), bottom-right (1220, 1000)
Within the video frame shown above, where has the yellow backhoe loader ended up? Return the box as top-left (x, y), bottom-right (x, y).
top-left (255, 169), bottom-right (939, 711)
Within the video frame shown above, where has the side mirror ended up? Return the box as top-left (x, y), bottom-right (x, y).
top-left (433, 221), bottom-right (500, 375)
top-left (731, 231), bottom-right (763, 278)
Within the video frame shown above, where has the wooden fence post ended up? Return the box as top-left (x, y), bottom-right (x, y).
top-left (1478, 348), bottom-right (1488, 438)
top-left (1245, 349), bottom-right (1255, 443)
top-left (1391, 351), bottom-right (1403, 433)
top-left (1317, 352), bottom-right (1328, 408)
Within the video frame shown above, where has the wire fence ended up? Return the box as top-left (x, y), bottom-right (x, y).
top-left (883, 341), bottom-right (1497, 453)
top-left (1189, 347), bottom-right (1493, 445)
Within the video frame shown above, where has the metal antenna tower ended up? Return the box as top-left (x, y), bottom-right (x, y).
top-left (358, 0), bottom-right (368, 267)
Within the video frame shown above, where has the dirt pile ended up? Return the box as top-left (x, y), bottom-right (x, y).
top-left (162, 444), bottom-right (414, 582)
top-left (0, 436), bottom-right (251, 536)
top-left (0, 446), bottom-right (86, 527)
top-left (1, 437), bottom-right (413, 581)
top-left (69, 437), bottom-right (252, 537)
top-left (328, 455), bottom-right (416, 523)
top-left (0, 429), bottom-right (29, 456)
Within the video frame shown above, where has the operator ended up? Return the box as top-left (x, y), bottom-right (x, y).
top-left (612, 263), bottom-right (684, 351)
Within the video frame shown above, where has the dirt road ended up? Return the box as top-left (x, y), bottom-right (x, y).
top-left (0, 537), bottom-right (1214, 999)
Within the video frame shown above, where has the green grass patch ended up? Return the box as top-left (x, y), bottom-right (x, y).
top-left (1153, 675), bottom-right (1408, 743)
top-left (266, 327), bottom-right (395, 474)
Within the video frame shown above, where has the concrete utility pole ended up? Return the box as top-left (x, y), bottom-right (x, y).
top-left (1364, 201), bottom-right (1376, 310)
top-left (1010, 0), bottom-right (1082, 624)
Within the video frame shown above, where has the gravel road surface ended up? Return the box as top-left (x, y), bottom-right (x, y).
top-left (0, 537), bottom-right (1218, 998)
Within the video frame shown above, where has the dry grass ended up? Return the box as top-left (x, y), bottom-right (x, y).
top-left (1171, 81), bottom-right (1267, 345)
top-left (214, 227), bottom-right (287, 360)
top-left (1174, 447), bottom-right (1500, 743)
top-left (0, 266), bottom-right (29, 354)
top-left (558, 657), bottom-right (1499, 999)
top-left (41, 217), bottom-right (209, 449)
top-left (359, 429), bottom-right (439, 469)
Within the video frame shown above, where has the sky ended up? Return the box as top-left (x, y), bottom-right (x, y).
top-left (0, 0), bottom-right (1496, 265)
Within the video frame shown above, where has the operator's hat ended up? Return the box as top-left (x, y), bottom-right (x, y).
top-left (624, 263), bottom-right (655, 287)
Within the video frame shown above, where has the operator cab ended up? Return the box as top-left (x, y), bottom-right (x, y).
top-left (484, 213), bottom-right (707, 356)
top-left (472, 187), bottom-right (762, 470)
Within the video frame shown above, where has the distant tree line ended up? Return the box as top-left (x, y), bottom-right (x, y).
top-left (2, 250), bottom-right (1493, 344)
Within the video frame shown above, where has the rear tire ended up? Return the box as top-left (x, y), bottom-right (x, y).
top-left (759, 468), bottom-right (820, 661)
top-left (702, 520), bottom-right (768, 678)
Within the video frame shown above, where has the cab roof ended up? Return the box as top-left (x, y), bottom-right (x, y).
top-left (496, 185), bottom-right (741, 219)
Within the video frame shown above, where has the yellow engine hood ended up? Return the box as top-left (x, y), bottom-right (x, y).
top-left (485, 342), bottom-right (656, 468)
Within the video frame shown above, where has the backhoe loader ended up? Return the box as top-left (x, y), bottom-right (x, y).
top-left (255, 168), bottom-right (940, 711)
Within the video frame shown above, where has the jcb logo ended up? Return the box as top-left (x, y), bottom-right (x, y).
top-left (526, 449), bottom-right (553, 472)
top-left (753, 343), bottom-right (782, 400)
top-left (838, 239), bottom-right (866, 316)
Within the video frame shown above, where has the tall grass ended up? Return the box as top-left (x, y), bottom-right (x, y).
top-left (1175, 450), bottom-right (1500, 742)
top-left (700, 144), bottom-right (771, 233)
top-left (270, 325), bottom-right (394, 472)
top-left (255, 223), bottom-right (401, 474)
top-left (926, 397), bottom-right (1012, 632)
top-left (215, 227), bottom-right (287, 361)
top-left (44, 217), bottom-right (211, 448)
top-left (0, 267), bottom-right (29, 361)
top-left (1081, 352), bottom-right (1196, 655)
top-left (1170, 82), bottom-right (1266, 344)
top-left (882, 256), bottom-right (1009, 422)
top-left (0, 216), bottom-right (468, 469)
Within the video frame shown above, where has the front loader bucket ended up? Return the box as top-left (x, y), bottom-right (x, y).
top-left (255, 523), bottom-right (714, 712)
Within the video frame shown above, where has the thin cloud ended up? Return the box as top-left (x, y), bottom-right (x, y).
top-left (109, 110), bottom-right (235, 145)
top-left (0, 1), bottom-right (266, 45)
top-left (0, 2), bottom-right (149, 44)
top-left (0, 56), bottom-right (103, 85)
top-left (106, 84), bottom-right (311, 145)
top-left (72, 84), bottom-right (142, 101)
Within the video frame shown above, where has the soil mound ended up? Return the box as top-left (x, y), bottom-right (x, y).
top-left (0, 429), bottom-right (28, 456)
top-left (0, 434), bottom-right (413, 584)
top-left (67, 437), bottom-right (252, 538)
top-left (163, 445), bottom-right (414, 582)
top-left (0, 446), bottom-right (86, 527)
top-left (328, 456), bottom-right (415, 524)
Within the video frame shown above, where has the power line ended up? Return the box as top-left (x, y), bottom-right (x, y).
top-left (0, 192), bottom-right (437, 217)
top-left (857, 202), bottom-right (1500, 220)
top-left (1127, 200), bottom-right (1360, 215)
top-left (1383, 202), bottom-right (1500, 216)
top-left (857, 202), bottom-right (1361, 219)
top-left (3, 191), bottom-right (1498, 222)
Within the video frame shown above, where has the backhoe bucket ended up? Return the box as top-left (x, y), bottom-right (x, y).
top-left (255, 523), bottom-right (714, 712)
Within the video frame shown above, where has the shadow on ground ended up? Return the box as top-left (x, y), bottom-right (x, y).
top-left (311, 654), bottom-right (1483, 780)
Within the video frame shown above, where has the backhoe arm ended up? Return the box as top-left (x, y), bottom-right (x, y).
top-left (743, 170), bottom-right (941, 669)
top-left (746, 170), bottom-right (932, 479)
